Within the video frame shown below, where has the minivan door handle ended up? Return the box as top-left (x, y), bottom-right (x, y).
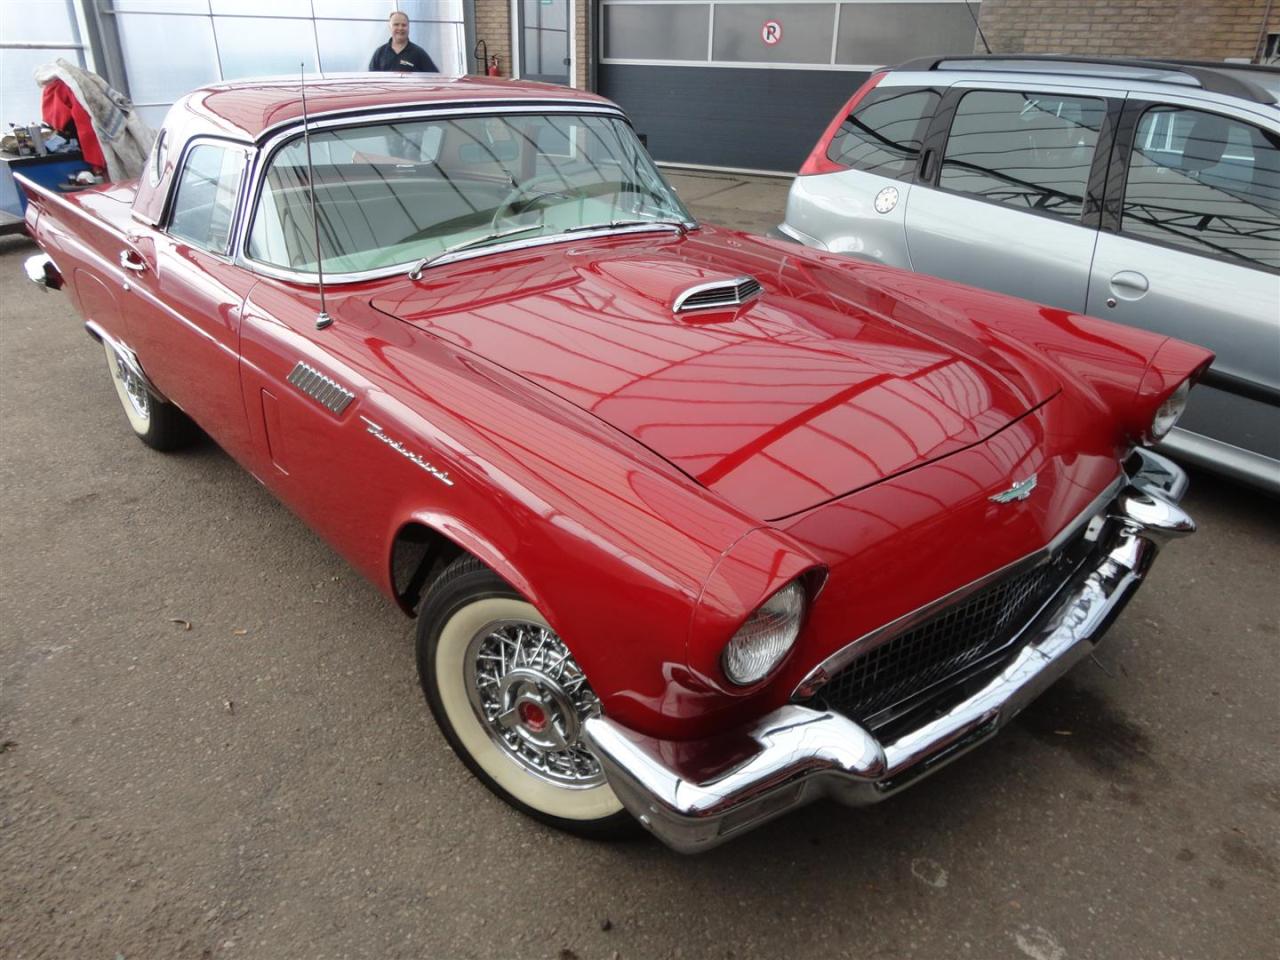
top-left (1109, 270), bottom-right (1149, 295)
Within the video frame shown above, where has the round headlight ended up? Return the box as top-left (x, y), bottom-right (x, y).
top-left (1149, 379), bottom-right (1190, 442)
top-left (722, 580), bottom-right (806, 686)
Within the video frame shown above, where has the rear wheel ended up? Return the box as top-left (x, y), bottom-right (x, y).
top-left (102, 339), bottom-right (196, 451)
top-left (416, 556), bottom-right (634, 838)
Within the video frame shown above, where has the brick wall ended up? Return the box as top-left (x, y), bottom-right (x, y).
top-left (472, 0), bottom-right (513, 78)
top-left (977, 0), bottom-right (1280, 61)
top-left (575, 0), bottom-right (589, 89)
top-left (469, 1), bottom-right (591, 88)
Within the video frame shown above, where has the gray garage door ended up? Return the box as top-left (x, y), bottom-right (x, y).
top-left (598, 0), bottom-right (981, 173)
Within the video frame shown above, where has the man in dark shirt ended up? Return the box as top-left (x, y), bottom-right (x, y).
top-left (368, 11), bottom-right (439, 73)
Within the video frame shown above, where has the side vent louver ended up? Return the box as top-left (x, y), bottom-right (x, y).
top-left (287, 361), bottom-right (355, 415)
top-left (673, 276), bottom-right (762, 313)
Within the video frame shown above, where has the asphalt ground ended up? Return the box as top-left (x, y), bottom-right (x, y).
top-left (1, 171), bottom-right (1277, 960)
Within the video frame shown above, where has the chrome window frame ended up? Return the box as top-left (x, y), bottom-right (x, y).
top-left (235, 101), bottom-right (696, 285)
top-left (161, 134), bottom-right (255, 261)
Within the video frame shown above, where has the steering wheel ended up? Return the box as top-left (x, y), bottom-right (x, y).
top-left (489, 174), bottom-right (577, 229)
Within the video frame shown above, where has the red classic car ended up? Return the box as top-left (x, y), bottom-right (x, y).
top-left (20, 74), bottom-right (1212, 853)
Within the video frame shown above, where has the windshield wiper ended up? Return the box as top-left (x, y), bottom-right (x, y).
top-left (408, 224), bottom-right (546, 279)
top-left (563, 218), bottom-right (689, 236)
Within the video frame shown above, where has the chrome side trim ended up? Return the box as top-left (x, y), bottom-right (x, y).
top-left (583, 461), bottom-right (1193, 854)
top-left (286, 361), bottom-right (354, 415)
top-left (84, 321), bottom-right (170, 404)
top-left (672, 275), bottom-right (762, 313)
top-left (1158, 428), bottom-right (1280, 496)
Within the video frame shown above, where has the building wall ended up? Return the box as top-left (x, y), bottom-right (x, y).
top-left (472, 0), bottom-right (514, 77)
top-left (469, 0), bottom-right (589, 87)
top-left (978, 0), bottom-right (1280, 60)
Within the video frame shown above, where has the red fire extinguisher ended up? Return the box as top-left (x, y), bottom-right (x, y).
top-left (487, 55), bottom-right (500, 77)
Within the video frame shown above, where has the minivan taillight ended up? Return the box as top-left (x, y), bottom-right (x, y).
top-left (797, 71), bottom-right (888, 177)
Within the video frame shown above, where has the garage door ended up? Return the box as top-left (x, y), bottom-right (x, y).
top-left (597, 0), bottom-right (981, 173)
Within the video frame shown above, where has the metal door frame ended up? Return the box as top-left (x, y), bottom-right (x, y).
top-left (511, 0), bottom-right (576, 87)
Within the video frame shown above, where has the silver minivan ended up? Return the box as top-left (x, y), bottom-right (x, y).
top-left (776, 56), bottom-right (1279, 493)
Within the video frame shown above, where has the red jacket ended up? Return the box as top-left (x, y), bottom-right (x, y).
top-left (42, 77), bottom-right (105, 172)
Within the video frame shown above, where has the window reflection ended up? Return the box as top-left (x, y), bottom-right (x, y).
top-left (1123, 106), bottom-right (1280, 270)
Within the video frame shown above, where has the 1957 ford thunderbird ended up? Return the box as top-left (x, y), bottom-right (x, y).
top-left (20, 74), bottom-right (1212, 853)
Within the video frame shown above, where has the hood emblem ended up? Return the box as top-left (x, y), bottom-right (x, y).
top-left (990, 474), bottom-right (1038, 503)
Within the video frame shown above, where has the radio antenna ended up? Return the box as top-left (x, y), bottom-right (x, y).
top-left (300, 63), bottom-right (332, 330)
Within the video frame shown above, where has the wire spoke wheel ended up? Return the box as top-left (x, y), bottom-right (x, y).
top-left (417, 556), bottom-right (634, 837)
top-left (466, 620), bottom-right (606, 788)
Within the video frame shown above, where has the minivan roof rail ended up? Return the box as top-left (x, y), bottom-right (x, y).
top-left (894, 55), bottom-right (1279, 105)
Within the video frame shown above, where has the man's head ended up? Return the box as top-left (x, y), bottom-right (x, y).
top-left (389, 11), bottom-right (410, 42)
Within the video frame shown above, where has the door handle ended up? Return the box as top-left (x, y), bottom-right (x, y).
top-left (119, 249), bottom-right (147, 273)
top-left (1109, 270), bottom-right (1148, 293)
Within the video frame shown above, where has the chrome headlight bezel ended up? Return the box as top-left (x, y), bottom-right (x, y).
top-left (721, 579), bottom-right (807, 686)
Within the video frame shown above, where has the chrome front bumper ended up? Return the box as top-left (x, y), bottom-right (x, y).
top-left (583, 450), bottom-right (1193, 853)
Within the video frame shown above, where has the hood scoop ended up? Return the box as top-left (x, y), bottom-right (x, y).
top-left (673, 275), bottom-right (761, 313)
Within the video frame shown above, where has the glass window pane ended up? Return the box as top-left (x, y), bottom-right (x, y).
top-left (602, 3), bottom-right (709, 61)
top-left (395, 1), bottom-right (464, 21)
top-left (1123, 106), bottom-right (1280, 270)
top-left (711, 3), bottom-right (832, 65)
top-left (2, 47), bottom-right (85, 127)
top-left (836, 3), bottom-right (978, 66)
top-left (828, 87), bottom-right (939, 181)
top-left (940, 91), bottom-right (1104, 222)
top-left (169, 144), bottom-right (246, 253)
top-left (112, 1), bottom-right (211, 12)
top-left (316, 18), bottom-right (395, 73)
top-left (311, 0), bottom-right (389, 15)
top-left (1, 0), bottom-right (82, 44)
top-left (211, 0), bottom-right (311, 14)
top-left (214, 16), bottom-right (318, 79)
top-left (249, 114), bottom-right (688, 273)
top-left (117, 13), bottom-right (219, 103)
top-left (404, 20), bottom-right (461, 73)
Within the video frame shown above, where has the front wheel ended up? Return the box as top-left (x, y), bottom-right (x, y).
top-left (416, 556), bottom-right (634, 839)
top-left (102, 340), bottom-right (197, 451)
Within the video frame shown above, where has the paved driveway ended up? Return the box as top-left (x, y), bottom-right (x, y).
top-left (1, 177), bottom-right (1277, 959)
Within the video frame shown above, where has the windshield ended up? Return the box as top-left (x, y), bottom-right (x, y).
top-left (247, 112), bottom-right (693, 274)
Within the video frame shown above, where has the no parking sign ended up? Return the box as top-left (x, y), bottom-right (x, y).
top-left (761, 20), bottom-right (782, 45)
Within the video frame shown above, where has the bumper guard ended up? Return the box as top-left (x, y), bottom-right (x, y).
top-left (583, 449), bottom-right (1193, 853)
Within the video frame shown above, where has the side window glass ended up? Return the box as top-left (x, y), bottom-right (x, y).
top-left (827, 87), bottom-right (939, 181)
top-left (1122, 106), bottom-right (1280, 271)
top-left (939, 91), bottom-right (1105, 222)
top-left (168, 144), bottom-right (246, 254)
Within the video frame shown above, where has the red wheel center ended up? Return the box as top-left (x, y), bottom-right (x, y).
top-left (519, 701), bottom-right (548, 732)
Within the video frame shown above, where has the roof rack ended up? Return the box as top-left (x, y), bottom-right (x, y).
top-left (893, 55), bottom-right (1278, 106)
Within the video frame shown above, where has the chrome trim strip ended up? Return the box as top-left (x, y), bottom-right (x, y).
top-left (583, 465), bottom-right (1194, 854)
top-left (672, 275), bottom-right (761, 313)
top-left (286, 361), bottom-right (354, 415)
top-left (254, 100), bottom-right (626, 146)
top-left (84, 321), bottom-right (170, 404)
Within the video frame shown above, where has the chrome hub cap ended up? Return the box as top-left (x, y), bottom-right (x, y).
top-left (465, 620), bottom-right (605, 787)
top-left (113, 352), bottom-right (150, 421)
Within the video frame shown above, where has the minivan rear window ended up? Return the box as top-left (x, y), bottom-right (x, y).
top-left (939, 91), bottom-right (1105, 222)
top-left (827, 87), bottom-right (940, 181)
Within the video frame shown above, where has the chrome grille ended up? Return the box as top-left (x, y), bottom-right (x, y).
top-left (673, 276), bottom-right (761, 313)
top-left (808, 560), bottom-right (1072, 731)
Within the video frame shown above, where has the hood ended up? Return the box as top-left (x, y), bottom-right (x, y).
top-left (370, 228), bottom-right (1061, 520)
